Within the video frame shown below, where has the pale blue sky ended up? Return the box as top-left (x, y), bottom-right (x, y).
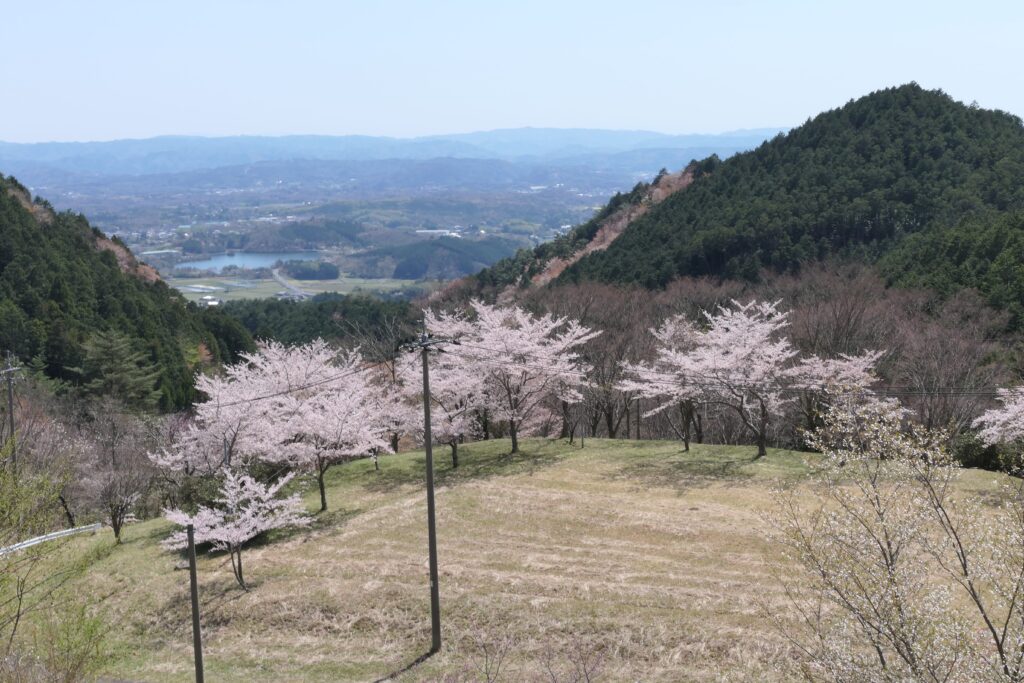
top-left (2, 0), bottom-right (1022, 142)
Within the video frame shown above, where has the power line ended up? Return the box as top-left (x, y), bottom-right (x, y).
top-left (209, 359), bottom-right (390, 409)
top-left (198, 339), bottom-right (1013, 417)
top-left (454, 338), bottom-right (1015, 395)
top-left (444, 348), bottom-right (1008, 399)
top-left (448, 337), bottom-right (1018, 395)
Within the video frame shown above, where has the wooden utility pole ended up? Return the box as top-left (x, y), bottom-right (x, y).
top-left (400, 331), bottom-right (454, 654)
top-left (186, 524), bottom-right (205, 683)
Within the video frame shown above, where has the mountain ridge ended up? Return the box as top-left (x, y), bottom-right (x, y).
top-left (0, 128), bottom-right (783, 177)
top-left (465, 84), bottom-right (1024, 325)
top-left (0, 175), bottom-right (253, 407)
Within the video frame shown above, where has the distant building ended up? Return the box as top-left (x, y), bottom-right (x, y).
top-left (415, 229), bottom-right (461, 238)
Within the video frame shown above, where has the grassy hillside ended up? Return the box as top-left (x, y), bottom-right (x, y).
top-left (50, 438), bottom-right (1005, 681)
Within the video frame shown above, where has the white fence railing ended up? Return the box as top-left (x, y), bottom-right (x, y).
top-left (0, 523), bottom-right (102, 556)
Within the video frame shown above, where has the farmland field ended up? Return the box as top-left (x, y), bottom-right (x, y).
top-left (166, 274), bottom-right (419, 302)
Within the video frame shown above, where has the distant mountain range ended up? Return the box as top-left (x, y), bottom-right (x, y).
top-left (0, 128), bottom-right (783, 177)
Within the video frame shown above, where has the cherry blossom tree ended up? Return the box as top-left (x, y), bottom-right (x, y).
top-left (148, 354), bottom-right (274, 475)
top-left (622, 300), bottom-right (879, 457)
top-left (153, 340), bottom-right (393, 512)
top-left (368, 364), bottom-right (421, 470)
top-left (432, 301), bottom-right (598, 454)
top-left (148, 422), bottom-right (226, 477)
top-left (975, 387), bottom-right (1024, 462)
top-left (343, 313), bottom-right (419, 454)
top-left (163, 470), bottom-right (309, 590)
top-left (619, 315), bottom-right (704, 450)
top-left (398, 346), bottom-right (483, 468)
top-left (789, 351), bottom-right (882, 433)
top-left (773, 392), bottom-right (1024, 681)
top-left (248, 343), bottom-right (392, 511)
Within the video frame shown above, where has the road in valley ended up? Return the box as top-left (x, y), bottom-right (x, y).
top-left (271, 268), bottom-right (312, 299)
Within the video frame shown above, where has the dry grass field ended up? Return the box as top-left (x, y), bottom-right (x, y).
top-left (59, 438), bottom-right (1003, 681)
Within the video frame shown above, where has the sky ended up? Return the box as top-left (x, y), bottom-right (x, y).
top-left (2, 0), bottom-right (1023, 143)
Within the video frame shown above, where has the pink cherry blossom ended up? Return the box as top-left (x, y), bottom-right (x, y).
top-left (163, 470), bottom-right (309, 590)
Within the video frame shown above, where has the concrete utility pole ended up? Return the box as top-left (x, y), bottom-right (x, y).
top-left (400, 331), bottom-right (455, 654)
top-left (2, 352), bottom-right (20, 474)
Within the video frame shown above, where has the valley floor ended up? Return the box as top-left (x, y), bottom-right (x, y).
top-left (68, 438), bottom-right (1001, 681)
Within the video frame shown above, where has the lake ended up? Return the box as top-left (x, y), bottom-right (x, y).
top-left (175, 251), bottom-right (319, 272)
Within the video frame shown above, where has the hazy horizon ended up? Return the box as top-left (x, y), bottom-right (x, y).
top-left (0, 125), bottom-right (789, 146)
top-left (3, 0), bottom-right (1023, 143)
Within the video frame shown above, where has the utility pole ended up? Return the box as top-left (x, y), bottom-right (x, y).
top-left (186, 524), bottom-right (205, 683)
top-left (400, 331), bottom-right (454, 654)
top-left (2, 353), bottom-right (20, 474)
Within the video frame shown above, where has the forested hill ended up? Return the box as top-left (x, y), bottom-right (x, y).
top-left (0, 175), bottom-right (253, 408)
top-left (469, 84), bottom-right (1024, 324)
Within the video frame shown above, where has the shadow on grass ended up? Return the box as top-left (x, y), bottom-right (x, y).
top-left (155, 569), bottom-right (249, 636)
top-left (371, 649), bottom-right (436, 683)
top-left (246, 506), bottom-right (363, 548)
top-left (130, 523), bottom-right (175, 545)
top-left (358, 439), bottom-right (571, 495)
top-left (608, 451), bottom-right (759, 494)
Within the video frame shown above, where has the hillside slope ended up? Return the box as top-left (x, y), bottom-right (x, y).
top-left (468, 85), bottom-right (1024, 324)
top-left (0, 175), bottom-right (253, 407)
top-left (67, 439), bottom-right (807, 681)
top-left (464, 163), bottom-right (706, 298)
top-left (60, 438), bottom-right (1006, 681)
top-left (566, 85), bottom-right (1024, 301)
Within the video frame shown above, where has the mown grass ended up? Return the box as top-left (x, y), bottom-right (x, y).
top-left (52, 439), bottom-right (860, 681)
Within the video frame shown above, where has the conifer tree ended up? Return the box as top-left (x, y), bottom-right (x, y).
top-left (74, 330), bottom-right (162, 410)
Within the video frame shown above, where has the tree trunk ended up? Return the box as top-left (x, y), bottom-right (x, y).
top-left (635, 398), bottom-right (641, 440)
top-left (509, 420), bottom-right (519, 454)
top-left (624, 400), bottom-right (631, 439)
top-left (481, 410), bottom-right (491, 440)
top-left (559, 400), bottom-right (571, 439)
top-left (58, 494), bottom-right (76, 528)
top-left (755, 402), bottom-right (768, 459)
top-left (682, 402), bottom-right (695, 452)
top-left (450, 441), bottom-right (458, 468)
top-left (232, 546), bottom-right (247, 591)
top-left (604, 407), bottom-right (617, 439)
top-left (317, 463), bottom-right (328, 511)
top-left (390, 433), bottom-right (400, 453)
